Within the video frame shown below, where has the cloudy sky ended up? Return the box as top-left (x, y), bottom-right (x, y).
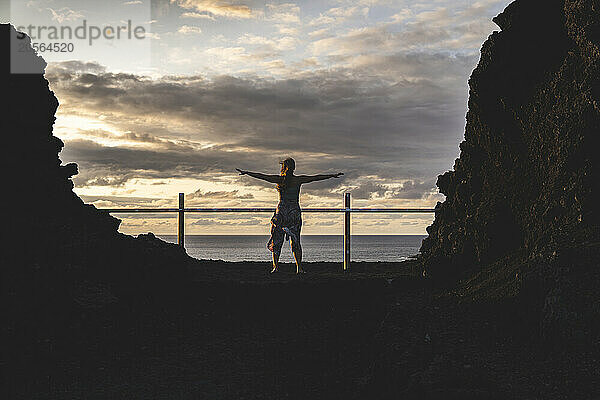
top-left (6, 0), bottom-right (511, 235)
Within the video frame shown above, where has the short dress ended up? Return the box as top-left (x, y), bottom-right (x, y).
top-left (267, 183), bottom-right (302, 255)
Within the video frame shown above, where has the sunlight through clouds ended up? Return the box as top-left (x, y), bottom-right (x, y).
top-left (40, 0), bottom-right (512, 234)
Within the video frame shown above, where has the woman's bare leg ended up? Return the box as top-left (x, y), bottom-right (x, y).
top-left (271, 252), bottom-right (280, 273)
top-left (293, 247), bottom-right (304, 274)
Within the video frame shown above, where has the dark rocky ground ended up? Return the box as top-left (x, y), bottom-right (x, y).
top-left (4, 259), bottom-right (598, 399)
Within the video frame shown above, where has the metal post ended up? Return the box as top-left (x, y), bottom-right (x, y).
top-left (343, 192), bottom-right (351, 271)
top-left (178, 192), bottom-right (185, 248)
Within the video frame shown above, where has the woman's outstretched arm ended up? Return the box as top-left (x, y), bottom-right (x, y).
top-left (236, 169), bottom-right (282, 184)
top-left (298, 172), bottom-right (343, 184)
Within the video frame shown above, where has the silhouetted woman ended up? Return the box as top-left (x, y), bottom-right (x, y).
top-left (237, 158), bottom-right (343, 274)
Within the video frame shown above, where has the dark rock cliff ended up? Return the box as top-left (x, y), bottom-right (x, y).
top-left (420, 0), bottom-right (600, 278)
top-left (2, 24), bottom-right (196, 322)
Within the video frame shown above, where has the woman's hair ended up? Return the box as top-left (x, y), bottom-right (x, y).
top-left (278, 157), bottom-right (295, 190)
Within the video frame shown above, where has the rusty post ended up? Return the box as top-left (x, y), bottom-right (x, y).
top-left (178, 192), bottom-right (185, 248)
top-left (344, 192), bottom-right (351, 271)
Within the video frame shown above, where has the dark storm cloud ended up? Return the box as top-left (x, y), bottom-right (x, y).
top-left (47, 50), bottom-right (476, 200)
top-left (349, 179), bottom-right (437, 200)
top-left (61, 138), bottom-right (271, 187)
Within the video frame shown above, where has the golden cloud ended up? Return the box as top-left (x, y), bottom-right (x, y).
top-left (171, 0), bottom-right (254, 19)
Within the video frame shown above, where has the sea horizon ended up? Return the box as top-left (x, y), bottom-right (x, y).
top-left (155, 234), bottom-right (426, 263)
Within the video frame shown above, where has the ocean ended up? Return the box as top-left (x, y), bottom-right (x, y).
top-left (156, 235), bottom-right (425, 263)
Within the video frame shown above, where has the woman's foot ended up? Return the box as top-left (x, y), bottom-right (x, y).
top-left (296, 269), bottom-right (306, 274)
top-left (270, 266), bottom-right (279, 273)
